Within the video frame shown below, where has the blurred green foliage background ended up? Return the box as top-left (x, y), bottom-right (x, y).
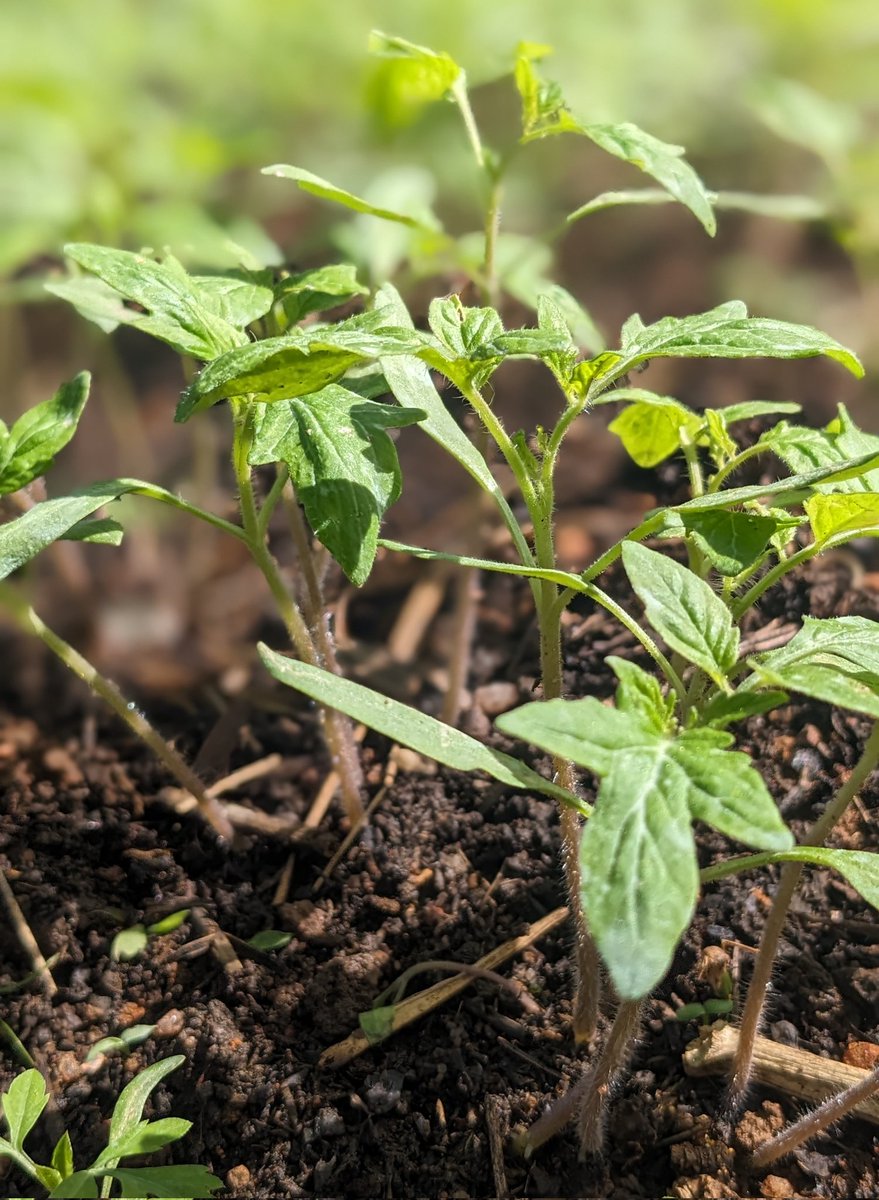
top-left (1, 0), bottom-right (877, 405)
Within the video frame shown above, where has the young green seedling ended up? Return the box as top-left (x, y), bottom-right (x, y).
top-left (0, 1057), bottom-right (221, 1197)
top-left (253, 33), bottom-right (879, 1156)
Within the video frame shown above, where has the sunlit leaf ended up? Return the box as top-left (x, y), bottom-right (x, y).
top-left (262, 164), bottom-right (437, 229)
top-left (0, 373), bottom-right (90, 495)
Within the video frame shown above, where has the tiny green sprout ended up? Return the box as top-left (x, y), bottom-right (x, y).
top-left (0, 1057), bottom-right (222, 1197)
top-left (110, 909), bottom-right (190, 963)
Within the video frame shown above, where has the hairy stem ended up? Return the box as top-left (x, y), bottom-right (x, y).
top-left (0, 584), bottom-right (233, 840)
top-left (231, 404), bottom-right (363, 821)
top-left (752, 1063), bottom-right (879, 1168)
top-left (730, 719), bottom-right (879, 1104)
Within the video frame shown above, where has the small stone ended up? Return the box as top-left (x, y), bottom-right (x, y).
top-left (316, 1106), bottom-right (345, 1137)
top-left (843, 1039), bottom-right (879, 1069)
top-left (473, 682), bottom-right (520, 717)
top-left (760, 1176), bottom-right (795, 1199)
top-left (117, 1001), bottom-right (146, 1027)
top-left (735, 1101), bottom-right (785, 1153)
top-left (225, 1164), bottom-right (251, 1190)
top-left (42, 746), bottom-right (84, 786)
top-left (153, 1009), bottom-right (185, 1040)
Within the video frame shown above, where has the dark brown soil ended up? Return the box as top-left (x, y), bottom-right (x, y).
top-left (2, 550), bottom-right (879, 1200)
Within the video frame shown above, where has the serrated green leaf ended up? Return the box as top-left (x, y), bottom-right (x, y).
top-left (514, 44), bottom-right (577, 141)
top-left (104, 1164), bottom-right (223, 1197)
top-left (806, 492), bottom-right (879, 545)
top-left (175, 309), bottom-right (421, 420)
top-left (263, 164), bottom-right (436, 229)
top-left (51, 1130), bottom-right (74, 1181)
top-left (1, 1069), bottom-right (49, 1151)
top-left (110, 925), bottom-right (148, 962)
top-left (591, 303), bottom-right (863, 390)
top-left (374, 284), bottom-right (536, 571)
top-left (537, 285), bottom-right (604, 355)
top-left (608, 657), bottom-right (673, 732)
top-left (773, 847), bottom-right (879, 910)
top-left (107, 1057), bottom-right (184, 1151)
top-left (763, 405), bottom-right (879, 495)
top-left (49, 1170), bottom-right (100, 1198)
top-left (609, 395), bottom-right (701, 467)
top-left (45, 275), bottom-right (134, 335)
top-left (61, 244), bottom-right (241, 359)
top-left (0, 373), bottom-right (90, 495)
top-left (747, 615), bottom-right (879, 718)
top-left (622, 542), bottom-right (739, 682)
top-left (681, 510), bottom-right (778, 576)
top-left (497, 696), bottom-right (657, 777)
top-left (246, 930), bottom-right (293, 951)
top-left (276, 264), bottom-right (368, 325)
top-left (94, 1118), bottom-right (191, 1168)
top-left (258, 648), bottom-right (584, 812)
top-left (249, 385), bottom-right (423, 585)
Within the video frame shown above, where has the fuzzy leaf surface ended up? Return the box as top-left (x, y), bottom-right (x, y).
top-left (622, 542), bottom-right (739, 682)
top-left (608, 394), bottom-right (701, 467)
top-left (500, 697), bottom-right (789, 996)
top-left (806, 492), bottom-right (879, 545)
top-left (258, 650), bottom-right (584, 812)
top-left (747, 615), bottom-right (879, 718)
top-left (0, 373), bottom-right (90, 495)
top-left (61, 244), bottom-right (241, 359)
top-left (276, 264), bottom-right (368, 324)
top-left (106, 1057), bottom-right (183, 1152)
top-left (250, 385), bottom-right (424, 584)
top-left (681, 510), bottom-right (778, 576)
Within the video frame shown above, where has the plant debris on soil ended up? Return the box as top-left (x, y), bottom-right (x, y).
top-left (2, 547), bottom-right (879, 1200)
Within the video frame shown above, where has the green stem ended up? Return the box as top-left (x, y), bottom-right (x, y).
top-left (231, 403), bottom-right (364, 821)
top-left (482, 176), bottom-right (502, 307)
top-left (731, 541), bottom-right (819, 621)
top-left (707, 441), bottom-right (769, 494)
top-left (257, 464), bottom-right (290, 541)
top-left (450, 76), bottom-right (485, 169)
top-left (729, 719), bottom-right (879, 1103)
top-left (0, 583), bottom-right (233, 841)
top-left (582, 583), bottom-right (688, 707)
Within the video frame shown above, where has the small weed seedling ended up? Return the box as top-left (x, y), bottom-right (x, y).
top-left (0, 1056), bottom-right (221, 1197)
top-left (2, 31), bottom-right (879, 1163)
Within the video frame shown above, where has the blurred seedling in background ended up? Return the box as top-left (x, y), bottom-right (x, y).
top-left (110, 908), bottom-right (190, 963)
top-left (0, 1057), bottom-right (221, 1197)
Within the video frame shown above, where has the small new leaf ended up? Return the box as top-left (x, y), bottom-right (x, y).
top-left (0, 373), bottom-right (90, 496)
top-left (806, 492), bottom-right (879, 545)
top-left (681, 510), bottom-right (778, 577)
top-left (608, 394), bottom-right (701, 467)
top-left (621, 542), bottom-right (739, 683)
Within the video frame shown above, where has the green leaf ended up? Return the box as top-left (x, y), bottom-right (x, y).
top-left (379, 539), bottom-right (588, 591)
top-left (247, 930), bottom-right (293, 951)
top-left (263, 164), bottom-right (436, 229)
top-left (276, 264), bottom-right (368, 325)
top-left (146, 909), bottom-right (190, 935)
top-left (578, 123), bottom-right (716, 235)
top-left (593, 302), bottom-right (863, 389)
top-left (368, 30), bottom-right (462, 117)
top-left (106, 1057), bottom-right (184, 1153)
top-left (537, 286), bottom-right (604, 355)
top-left (772, 847), bottom-right (879, 910)
top-left (0, 1133), bottom-right (43, 1186)
top-left (60, 517), bottom-right (125, 547)
top-left (0, 373), bottom-right (90, 495)
top-left (621, 542), bottom-right (739, 683)
top-left (51, 1131), bottom-right (74, 1181)
top-left (175, 309), bottom-right (420, 420)
top-left (712, 400), bottom-right (802, 426)
top-left (86, 1037), bottom-right (129, 1062)
top-left (94, 1118), bottom-right (191, 1168)
top-left (699, 689), bottom-right (788, 729)
top-left (501, 696), bottom-right (789, 997)
top-left (61, 244), bottom-right (242, 360)
top-left (763, 406), bottom-right (879, 495)
top-left (110, 924), bottom-right (148, 962)
top-left (249, 385), bottom-right (423, 585)
top-left (374, 284), bottom-right (536, 569)
top-left (1, 1069), bottom-right (49, 1151)
top-left (49, 1171), bottom-right (100, 1198)
top-left (103, 1165), bottom-right (223, 1198)
top-left (806, 492), bottom-right (879, 546)
top-left (567, 188), bottom-right (825, 225)
top-left (359, 1005), bottom-right (397, 1046)
top-left (608, 657), bottom-right (674, 732)
top-left (258, 648), bottom-right (585, 813)
top-left (747, 616), bottom-right (879, 719)
top-left (681, 510), bottom-right (778, 577)
top-left (608, 394), bottom-right (702, 467)
top-left (189, 273), bottom-right (274, 328)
